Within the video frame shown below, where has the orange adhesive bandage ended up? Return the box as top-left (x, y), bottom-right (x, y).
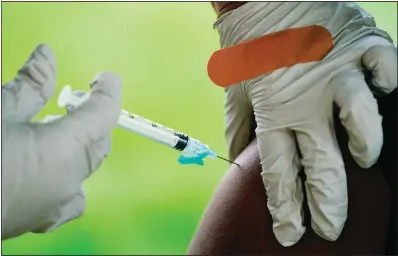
top-left (208, 25), bottom-right (333, 87)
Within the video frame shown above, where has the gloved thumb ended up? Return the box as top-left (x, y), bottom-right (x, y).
top-left (51, 72), bottom-right (122, 142)
top-left (362, 44), bottom-right (397, 95)
top-left (2, 44), bottom-right (56, 123)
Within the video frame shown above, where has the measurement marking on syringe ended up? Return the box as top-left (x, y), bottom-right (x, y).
top-left (126, 111), bottom-right (188, 151)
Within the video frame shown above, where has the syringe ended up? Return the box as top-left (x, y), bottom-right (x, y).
top-left (58, 86), bottom-right (239, 166)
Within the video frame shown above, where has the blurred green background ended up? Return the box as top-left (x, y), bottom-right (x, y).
top-left (1, 2), bottom-right (397, 255)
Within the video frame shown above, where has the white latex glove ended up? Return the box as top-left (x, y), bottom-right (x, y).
top-left (217, 2), bottom-right (397, 246)
top-left (1, 44), bottom-right (122, 240)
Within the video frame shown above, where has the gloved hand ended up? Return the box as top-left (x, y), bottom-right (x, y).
top-left (1, 44), bottom-right (122, 240)
top-left (214, 2), bottom-right (397, 247)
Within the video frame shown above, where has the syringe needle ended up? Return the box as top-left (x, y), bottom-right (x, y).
top-left (217, 155), bottom-right (240, 168)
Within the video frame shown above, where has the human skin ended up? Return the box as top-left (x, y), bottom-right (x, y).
top-left (187, 89), bottom-right (396, 255)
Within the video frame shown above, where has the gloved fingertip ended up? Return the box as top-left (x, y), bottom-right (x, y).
top-left (23, 44), bottom-right (55, 66)
top-left (362, 44), bottom-right (397, 94)
top-left (88, 72), bottom-right (123, 110)
top-left (90, 72), bottom-right (123, 91)
top-left (36, 44), bottom-right (56, 64)
top-left (350, 145), bottom-right (381, 169)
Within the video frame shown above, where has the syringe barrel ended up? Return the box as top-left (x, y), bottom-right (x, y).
top-left (59, 86), bottom-right (192, 152)
top-left (118, 110), bottom-right (190, 151)
top-left (119, 112), bottom-right (213, 156)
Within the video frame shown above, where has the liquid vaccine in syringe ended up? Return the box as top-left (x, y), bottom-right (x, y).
top-left (58, 86), bottom-right (239, 166)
